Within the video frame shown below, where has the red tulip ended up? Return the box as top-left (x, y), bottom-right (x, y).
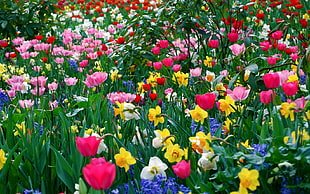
top-left (83, 157), bottom-right (116, 190)
top-left (195, 93), bottom-right (216, 110)
top-left (76, 136), bottom-right (101, 157)
top-left (172, 160), bottom-right (191, 179)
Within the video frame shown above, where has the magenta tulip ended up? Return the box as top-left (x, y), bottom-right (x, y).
top-left (83, 157), bottom-right (116, 190)
top-left (260, 90), bottom-right (274, 104)
top-left (76, 136), bottom-right (101, 157)
top-left (282, 81), bottom-right (298, 96)
top-left (172, 160), bottom-right (191, 179)
top-left (262, 72), bottom-right (280, 89)
top-left (195, 93), bottom-right (216, 110)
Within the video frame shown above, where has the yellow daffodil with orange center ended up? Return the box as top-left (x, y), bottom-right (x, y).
top-left (205, 70), bottom-right (215, 82)
top-left (287, 74), bottom-right (298, 83)
top-left (114, 147), bottom-right (136, 172)
top-left (172, 71), bottom-right (189, 87)
top-left (203, 56), bottom-right (213, 67)
top-left (190, 105), bottom-right (208, 124)
top-left (189, 131), bottom-right (213, 154)
top-left (0, 149), bottom-right (7, 170)
top-left (164, 144), bottom-right (185, 163)
top-left (218, 95), bottom-right (236, 116)
top-left (280, 102), bottom-right (296, 121)
top-left (222, 118), bottom-right (232, 135)
top-left (148, 106), bottom-right (165, 126)
top-left (238, 168), bottom-right (260, 192)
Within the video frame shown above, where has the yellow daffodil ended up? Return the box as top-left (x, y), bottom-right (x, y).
top-left (172, 71), bottom-right (189, 87)
top-left (280, 102), bottom-right (296, 121)
top-left (114, 147), bottom-right (136, 172)
top-left (189, 131), bottom-right (213, 154)
top-left (152, 128), bottom-right (175, 150)
top-left (203, 56), bottom-right (213, 67)
top-left (148, 106), bottom-right (164, 126)
top-left (218, 95), bottom-right (236, 116)
top-left (284, 130), bottom-right (310, 144)
top-left (0, 149), bottom-right (7, 170)
top-left (164, 144), bottom-right (185, 163)
top-left (14, 121), bottom-right (26, 136)
top-left (238, 168), bottom-right (260, 192)
top-left (287, 74), bottom-right (298, 83)
top-left (190, 105), bottom-right (208, 124)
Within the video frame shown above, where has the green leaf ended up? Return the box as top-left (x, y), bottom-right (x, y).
top-left (51, 147), bottom-right (75, 192)
top-left (78, 177), bottom-right (87, 194)
top-left (1, 20), bottom-right (8, 29)
top-left (245, 64), bottom-right (258, 74)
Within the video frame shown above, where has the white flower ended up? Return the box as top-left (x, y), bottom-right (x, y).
top-left (123, 103), bottom-right (140, 120)
top-left (198, 151), bottom-right (219, 170)
top-left (152, 137), bottom-right (162, 148)
top-left (140, 157), bottom-right (168, 180)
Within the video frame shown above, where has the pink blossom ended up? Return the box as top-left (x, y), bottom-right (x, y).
top-left (87, 52), bottom-right (98, 60)
top-left (260, 90), bottom-right (274, 104)
top-left (48, 82), bottom-right (58, 91)
top-left (79, 60), bottom-right (89, 68)
top-left (6, 75), bottom-right (25, 85)
top-left (172, 160), bottom-right (191, 179)
top-left (260, 41), bottom-right (272, 51)
top-left (162, 58), bottom-right (174, 67)
top-left (282, 81), bottom-right (298, 96)
top-left (12, 37), bottom-right (25, 45)
top-left (208, 39), bottom-right (219, 48)
top-left (227, 86), bottom-right (250, 101)
top-left (64, 77), bottom-right (78, 86)
top-left (287, 97), bottom-right (307, 112)
top-left (30, 76), bottom-right (48, 87)
top-left (164, 88), bottom-right (173, 95)
top-left (190, 67), bottom-right (202, 77)
top-left (151, 47), bottom-right (161, 55)
top-left (220, 70), bottom-right (229, 77)
top-left (229, 43), bottom-right (245, 55)
top-left (277, 43), bottom-right (287, 51)
top-left (30, 87), bottom-right (46, 96)
top-left (262, 72), bottom-right (280, 89)
top-left (49, 100), bottom-right (59, 110)
top-left (159, 40), bottom-right (169, 48)
top-left (290, 53), bottom-right (298, 61)
top-left (267, 56), bottom-right (277, 65)
top-left (54, 57), bottom-right (65, 64)
top-left (107, 92), bottom-right (136, 104)
top-left (271, 31), bottom-right (283, 40)
top-left (19, 99), bottom-right (34, 108)
top-left (153, 62), bottom-right (162, 70)
top-left (172, 64), bottom-right (181, 72)
top-left (227, 32), bottom-right (239, 42)
top-left (20, 52), bottom-right (31, 59)
top-left (84, 72), bottom-right (108, 88)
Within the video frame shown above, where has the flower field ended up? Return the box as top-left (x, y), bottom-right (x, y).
top-left (0, 0), bottom-right (309, 193)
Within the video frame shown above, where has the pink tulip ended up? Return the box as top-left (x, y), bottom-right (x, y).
top-left (48, 82), bottom-right (58, 91)
top-left (151, 47), bottom-right (161, 55)
top-left (172, 160), bottom-right (191, 179)
top-left (290, 53), bottom-right (298, 61)
top-left (277, 43), bottom-right (286, 51)
top-left (262, 72), bottom-right (280, 89)
top-left (79, 60), bottom-right (89, 68)
top-left (229, 43), bottom-right (245, 55)
top-left (162, 58), bottom-right (174, 67)
top-left (30, 76), bottom-right (48, 87)
top-left (227, 86), bottom-right (250, 101)
top-left (19, 99), bottom-right (34, 108)
top-left (271, 31), bottom-right (283, 40)
top-left (30, 87), bottom-right (46, 96)
top-left (195, 93), bottom-right (216, 110)
top-left (190, 67), bottom-right (202, 77)
top-left (54, 57), bottom-right (64, 64)
top-left (159, 40), bottom-right (169, 48)
top-left (76, 136), bottom-right (101, 157)
top-left (282, 82), bottom-right (298, 96)
top-left (260, 41), bottom-right (272, 51)
top-left (64, 77), bottom-right (78, 86)
top-left (287, 97), bottom-right (307, 112)
top-left (153, 62), bottom-right (163, 70)
top-left (172, 64), bottom-right (181, 72)
top-left (267, 57), bottom-right (277, 65)
top-left (260, 90), bottom-right (274, 104)
top-left (227, 32), bottom-right (239, 42)
top-left (83, 157), bottom-right (116, 190)
top-left (208, 39), bottom-right (219, 48)
top-left (84, 72), bottom-right (108, 88)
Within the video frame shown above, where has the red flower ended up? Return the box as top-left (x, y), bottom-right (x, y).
top-left (76, 136), bottom-right (101, 157)
top-left (142, 84), bottom-right (151, 91)
top-left (256, 13), bottom-right (265, 19)
top-left (299, 19), bottom-right (308, 27)
top-left (149, 93), bottom-right (158, 101)
top-left (207, 39), bottom-right (219, 48)
top-left (135, 94), bottom-right (142, 104)
top-left (41, 57), bottom-right (48, 63)
top-left (116, 37), bottom-right (125, 44)
top-left (172, 160), bottom-right (191, 179)
top-left (195, 93), bottom-right (216, 110)
top-left (83, 157), bottom-right (116, 190)
top-left (227, 32), bottom-right (239, 42)
top-left (46, 36), bottom-right (56, 44)
top-left (101, 44), bottom-right (108, 51)
top-left (35, 35), bottom-right (44, 40)
top-left (260, 90), bottom-right (275, 104)
top-left (156, 78), bottom-right (166, 86)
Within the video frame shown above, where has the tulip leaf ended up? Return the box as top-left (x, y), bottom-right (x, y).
top-left (78, 178), bottom-right (87, 194)
top-left (245, 64), bottom-right (258, 74)
top-left (51, 146), bottom-right (75, 192)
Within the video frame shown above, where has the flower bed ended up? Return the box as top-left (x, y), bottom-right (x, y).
top-left (0, 0), bottom-right (309, 193)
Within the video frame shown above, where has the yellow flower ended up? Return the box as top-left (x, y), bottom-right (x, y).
top-left (172, 71), bottom-right (189, 87)
top-left (284, 130), bottom-right (310, 144)
top-left (238, 168), bottom-right (260, 192)
top-left (190, 105), bottom-right (208, 124)
top-left (164, 144), bottom-right (185, 163)
top-left (14, 121), bottom-right (26, 136)
top-left (287, 74), bottom-right (298, 83)
top-left (110, 69), bottom-right (119, 82)
top-left (280, 102), bottom-right (296, 121)
top-left (114, 101), bottom-right (125, 119)
top-left (215, 83), bottom-right (226, 96)
top-left (222, 118), bottom-right (232, 134)
top-left (148, 106), bottom-right (164, 126)
top-left (240, 140), bottom-right (252, 149)
top-left (0, 149), bottom-right (7, 170)
top-left (203, 56), bottom-right (213, 67)
top-left (146, 72), bottom-right (161, 87)
top-left (189, 131), bottom-right (213, 154)
top-left (114, 147), bottom-right (136, 172)
top-left (153, 128), bottom-right (175, 150)
top-left (218, 95), bottom-right (236, 116)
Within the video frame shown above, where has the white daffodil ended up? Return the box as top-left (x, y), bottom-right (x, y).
top-left (123, 103), bottom-right (140, 120)
top-left (140, 157), bottom-right (168, 180)
top-left (198, 151), bottom-right (219, 171)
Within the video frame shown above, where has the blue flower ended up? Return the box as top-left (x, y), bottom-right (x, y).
top-left (209, 118), bottom-right (222, 135)
top-left (68, 59), bottom-right (78, 71)
top-left (251, 143), bottom-right (267, 157)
